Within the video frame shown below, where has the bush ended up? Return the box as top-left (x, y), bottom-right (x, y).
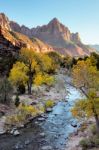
top-left (6, 104), bottom-right (40, 127)
top-left (45, 100), bottom-right (54, 108)
top-left (92, 135), bottom-right (99, 147)
top-left (80, 135), bottom-right (99, 149)
top-left (79, 139), bottom-right (89, 150)
top-left (90, 125), bottom-right (97, 135)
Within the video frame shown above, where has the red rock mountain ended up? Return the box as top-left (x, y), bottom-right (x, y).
top-left (0, 13), bottom-right (53, 53)
top-left (10, 17), bottom-right (94, 57)
top-left (0, 13), bottom-right (94, 58)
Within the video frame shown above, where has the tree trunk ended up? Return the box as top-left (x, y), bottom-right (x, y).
top-left (94, 114), bottom-right (99, 135)
top-left (28, 73), bottom-right (32, 95)
top-left (92, 100), bottom-right (99, 135)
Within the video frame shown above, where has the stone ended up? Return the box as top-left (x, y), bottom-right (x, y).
top-left (0, 130), bottom-right (6, 135)
top-left (14, 142), bottom-right (24, 149)
top-left (13, 130), bottom-right (20, 136)
top-left (38, 117), bottom-right (45, 121)
top-left (25, 140), bottom-right (30, 145)
top-left (71, 121), bottom-right (77, 128)
top-left (41, 146), bottom-right (52, 150)
top-left (46, 108), bottom-right (53, 113)
top-left (39, 132), bottom-right (45, 137)
top-left (41, 114), bottom-right (47, 118)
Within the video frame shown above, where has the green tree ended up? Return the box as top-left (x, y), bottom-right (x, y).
top-left (0, 77), bottom-right (13, 104)
top-left (90, 52), bottom-right (99, 70)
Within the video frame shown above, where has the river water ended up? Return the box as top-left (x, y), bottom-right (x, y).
top-left (0, 84), bottom-right (83, 150)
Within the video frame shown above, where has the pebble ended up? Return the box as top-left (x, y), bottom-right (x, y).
top-left (41, 146), bottom-right (52, 150)
top-left (46, 108), bottom-right (53, 112)
top-left (38, 117), bottom-right (45, 121)
top-left (40, 132), bottom-right (45, 137)
top-left (25, 139), bottom-right (30, 145)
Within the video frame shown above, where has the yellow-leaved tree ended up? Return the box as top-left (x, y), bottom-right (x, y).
top-left (9, 48), bottom-right (55, 94)
top-left (9, 61), bottom-right (28, 90)
top-left (71, 59), bottom-right (99, 134)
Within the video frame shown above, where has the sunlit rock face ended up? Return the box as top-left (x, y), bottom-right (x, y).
top-left (0, 12), bottom-right (94, 58)
top-left (0, 13), bottom-right (11, 31)
top-left (10, 17), bottom-right (94, 57)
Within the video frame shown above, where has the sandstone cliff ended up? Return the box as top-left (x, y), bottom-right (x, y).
top-left (10, 17), bottom-right (94, 57)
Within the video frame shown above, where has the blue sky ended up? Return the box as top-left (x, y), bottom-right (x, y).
top-left (0, 0), bottom-right (99, 44)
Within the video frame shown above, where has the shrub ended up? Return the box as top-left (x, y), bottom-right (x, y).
top-left (45, 100), bottom-right (54, 108)
top-left (79, 139), bottom-right (88, 150)
top-left (90, 125), bottom-right (97, 135)
top-left (6, 104), bottom-right (40, 127)
top-left (92, 135), bottom-right (99, 147)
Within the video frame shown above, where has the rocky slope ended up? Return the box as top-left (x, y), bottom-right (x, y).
top-left (0, 13), bottom-right (53, 75)
top-left (0, 13), bottom-right (53, 53)
top-left (0, 12), bottom-right (94, 59)
top-left (10, 17), bottom-right (94, 57)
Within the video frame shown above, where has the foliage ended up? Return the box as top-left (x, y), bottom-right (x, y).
top-left (71, 91), bottom-right (99, 119)
top-left (72, 58), bottom-right (99, 134)
top-left (9, 48), bottom-right (57, 94)
top-left (45, 100), bottom-right (55, 108)
top-left (34, 73), bottom-right (54, 86)
top-left (9, 61), bottom-right (28, 88)
top-left (79, 135), bottom-right (99, 149)
top-left (72, 59), bottom-right (99, 90)
top-left (39, 54), bottom-right (55, 73)
top-left (0, 77), bottom-right (13, 104)
top-left (62, 55), bottom-right (73, 69)
top-left (79, 139), bottom-right (90, 150)
top-left (90, 52), bottom-right (99, 70)
top-left (90, 125), bottom-right (97, 135)
top-left (6, 104), bottom-right (40, 126)
top-left (47, 51), bottom-right (62, 67)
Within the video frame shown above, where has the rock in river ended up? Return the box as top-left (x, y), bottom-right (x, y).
top-left (13, 130), bottom-right (20, 136)
top-left (46, 108), bottom-right (53, 113)
top-left (41, 145), bottom-right (52, 150)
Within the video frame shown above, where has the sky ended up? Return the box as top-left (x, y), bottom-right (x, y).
top-left (0, 0), bottom-right (99, 44)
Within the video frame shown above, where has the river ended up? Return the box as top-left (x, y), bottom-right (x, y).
top-left (0, 83), bottom-right (83, 150)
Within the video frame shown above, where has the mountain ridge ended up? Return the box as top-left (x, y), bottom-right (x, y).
top-left (0, 12), bottom-right (95, 57)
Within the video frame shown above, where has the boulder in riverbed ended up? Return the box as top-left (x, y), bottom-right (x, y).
top-left (46, 108), bottom-right (53, 113)
top-left (41, 146), bottom-right (52, 150)
top-left (13, 130), bottom-right (20, 136)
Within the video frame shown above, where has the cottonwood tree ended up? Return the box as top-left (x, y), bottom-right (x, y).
top-left (19, 48), bottom-right (39, 94)
top-left (10, 48), bottom-right (55, 95)
top-left (71, 59), bottom-right (99, 134)
top-left (9, 61), bottom-right (28, 93)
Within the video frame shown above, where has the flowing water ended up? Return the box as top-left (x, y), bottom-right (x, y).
top-left (0, 84), bottom-right (83, 150)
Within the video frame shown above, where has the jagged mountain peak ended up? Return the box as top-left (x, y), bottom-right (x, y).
top-left (0, 12), bottom-right (94, 57)
top-left (48, 17), bottom-right (60, 25)
top-left (0, 13), bottom-right (11, 31)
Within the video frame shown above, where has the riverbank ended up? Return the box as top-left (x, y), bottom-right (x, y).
top-left (0, 81), bottom-right (83, 150)
top-left (0, 69), bottom-right (68, 134)
top-left (66, 118), bottom-right (95, 150)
